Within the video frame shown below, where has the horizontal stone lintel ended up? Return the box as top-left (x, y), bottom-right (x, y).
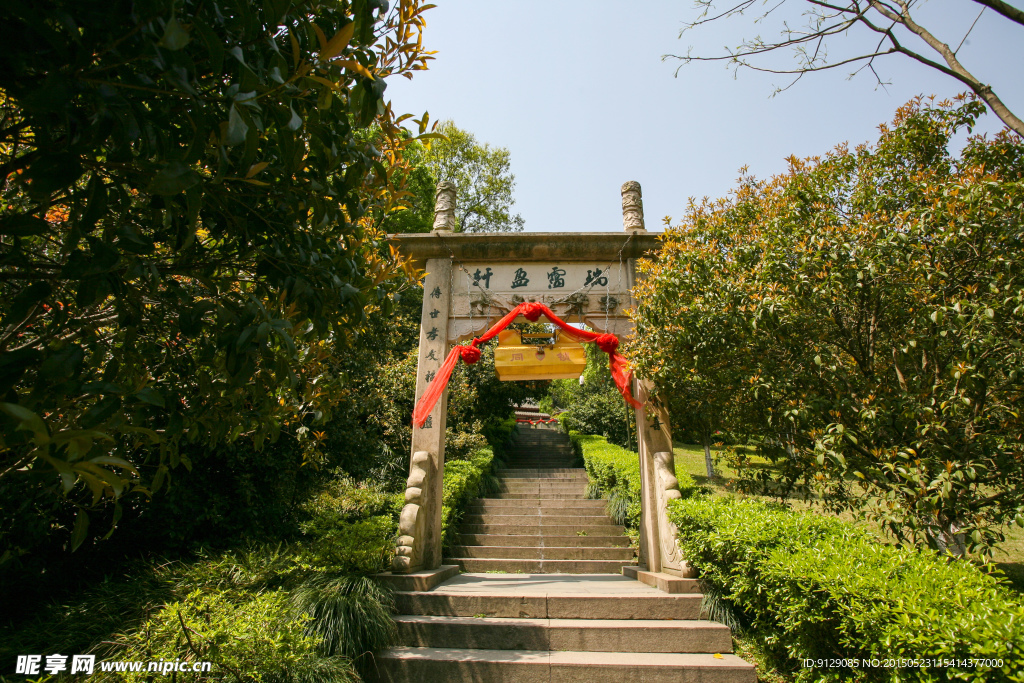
top-left (390, 231), bottom-right (662, 267)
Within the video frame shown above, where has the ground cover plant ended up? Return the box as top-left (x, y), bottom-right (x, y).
top-left (1, 431), bottom-right (504, 681)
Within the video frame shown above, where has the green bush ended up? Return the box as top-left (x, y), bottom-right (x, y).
top-left (668, 496), bottom-right (1024, 682)
top-left (296, 476), bottom-right (401, 575)
top-left (108, 589), bottom-right (356, 683)
top-left (441, 447), bottom-right (495, 548)
top-left (575, 432), bottom-right (695, 533)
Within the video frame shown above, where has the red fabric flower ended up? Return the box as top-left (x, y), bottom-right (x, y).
top-left (459, 345), bottom-right (481, 364)
top-left (521, 301), bottom-right (545, 322)
top-left (594, 333), bottom-right (619, 353)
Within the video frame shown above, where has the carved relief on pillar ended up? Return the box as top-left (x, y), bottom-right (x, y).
top-left (652, 450), bottom-right (692, 575)
top-left (621, 180), bottom-right (646, 232)
top-left (393, 450), bottom-right (431, 572)
top-left (432, 181), bottom-right (457, 232)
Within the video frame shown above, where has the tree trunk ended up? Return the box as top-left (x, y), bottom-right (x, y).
top-left (703, 437), bottom-right (717, 480)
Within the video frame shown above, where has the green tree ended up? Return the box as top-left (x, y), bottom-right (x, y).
top-left (631, 96), bottom-right (1024, 557)
top-left (0, 0), bottom-right (435, 556)
top-left (423, 120), bottom-right (525, 233)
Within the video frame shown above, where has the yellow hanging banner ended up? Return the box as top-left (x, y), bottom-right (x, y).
top-left (493, 329), bottom-right (587, 381)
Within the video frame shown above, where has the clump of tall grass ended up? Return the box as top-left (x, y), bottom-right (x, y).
top-left (290, 574), bottom-right (396, 674)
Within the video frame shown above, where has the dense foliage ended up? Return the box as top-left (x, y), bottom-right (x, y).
top-left (631, 97), bottom-right (1024, 557)
top-left (2, 428), bottom-right (507, 680)
top-left (669, 495), bottom-right (1024, 682)
top-left (0, 0), bottom-right (436, 563)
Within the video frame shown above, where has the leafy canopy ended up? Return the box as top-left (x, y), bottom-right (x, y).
top-left (631, 96), bottom-right (1024, 557)
top-left (0, 0), bottom-right (435, 553)
top-left (422, 120), bottom-right (525, 233)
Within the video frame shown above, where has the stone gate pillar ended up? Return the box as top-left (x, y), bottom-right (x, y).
top-left (622, 181), bottom-right (693, 578)
top-left (391, 184), bottom-right (457, 574)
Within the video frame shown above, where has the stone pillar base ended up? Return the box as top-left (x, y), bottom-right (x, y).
top-left (374, 565), bottom-right (460, 592)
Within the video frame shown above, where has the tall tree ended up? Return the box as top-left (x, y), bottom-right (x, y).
top-left (0, 0), bottom-right (435, 553)
top-left (666, 0), bottom-right (1024, 136)
top-left (631, 97), bottom-right (1024, 557)
top-left (423, 120), bottom-right (525, 233)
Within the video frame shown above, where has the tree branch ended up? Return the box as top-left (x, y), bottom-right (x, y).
top-left (867, 0), bottom-right (1024, 135)
top-left (969, 0), bottom-right (1024, 27)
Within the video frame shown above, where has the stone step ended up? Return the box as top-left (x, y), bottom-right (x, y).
top-left (372, 647), bottom-right (756, 683)
top-left (393, 590), bottom-right (704, 620)
top-left (473, 500), bottom-right (601, 508)
top-left (489, 493), bottom-right (587, 500)
top-left (460, 523), bottom-right (626, 536)
top-left (623, 567), bottom-right (703, 594)
top-left (505, 451), bottom-right (576, 456)
top-left (495, 474), bottom-right (589, 482)
top-left (448, 545), bottom-right (635, 561)
top-left (463, 514), bottom-right (616, 526)
top-left (393, 615), bottom-right (731, 653)
top-left (503, 463), bottom-right (579, 469)
top-left (457, 534), bottom-right (631, 548)
top-left (472, 497), bottom-right (604, 506)
top-left (468, 503), bottom-right (607, 515)
top-left (498, 481), bottom-right (584, 486)
top-left (445, 558), bottom-right (637, 573)
top-left (498, 468), bottom-right (583, 474)
top-left (497, 486), bottom-right (588, 495)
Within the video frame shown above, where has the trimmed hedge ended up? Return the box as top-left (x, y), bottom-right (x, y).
top-left (668, 496), bottom-right (1024, 682)
top-left (441, 447), bottom-right (495, 549)
top-left (572, 431), bottom-right (695, 532)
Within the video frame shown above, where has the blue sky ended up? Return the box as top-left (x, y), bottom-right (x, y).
top-left (385, 0), bottom-right (1024, 233)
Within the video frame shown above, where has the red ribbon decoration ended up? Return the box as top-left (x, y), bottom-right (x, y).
top-left (412, 301), bottom-right (641, 427)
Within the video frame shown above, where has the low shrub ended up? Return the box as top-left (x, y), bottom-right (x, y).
top-left (297, 476), bottom-right (402, 575)
top-left (107, 588), bottom-right (357, 683)
top-left (441, 447), bottom-right (495, 549)
top-left (668, 495), bottom-right (1024, 682)
top-left (574, 432), bottom-right (695, 533)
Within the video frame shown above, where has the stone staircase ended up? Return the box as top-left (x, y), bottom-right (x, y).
top-left (444, 424), bottom-right (636, 574)
top-left (372, 423), bottom-right (756, 681)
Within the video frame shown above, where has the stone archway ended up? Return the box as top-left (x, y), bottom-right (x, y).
top-left (385, 181), bottom-right (690, 585)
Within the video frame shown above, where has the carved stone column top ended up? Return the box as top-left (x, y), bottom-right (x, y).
top-left (621, 180), bottom-right (646, 232)
top-left (432, 181), bottom-right (457, 232)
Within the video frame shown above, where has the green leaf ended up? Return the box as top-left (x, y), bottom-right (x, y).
top-left (224, 105), bottom-right (249, 146)
top-left (159, 17), bottom-right (191, 50)
top-left (148, 161), bottom-right (202, 195)
top-left (135, 387), bottom-right (165, 407)
top-left (24, 152), bottom-right (84, 198)
top-left (89, 454), bottom-right (139, 475)
top-left (287, 104), bottom-right (302, 131)
top-left (40, 344), bottom-right (85, 381)
top-left (71, 509), bottom-right (90, 551)
top-left (0, 402), bottom-right (48, 440)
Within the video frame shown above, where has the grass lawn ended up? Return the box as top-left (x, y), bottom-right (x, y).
top-left (673, 443), bottom-right (1024, 595)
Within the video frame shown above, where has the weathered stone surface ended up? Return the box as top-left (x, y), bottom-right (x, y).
top-left (621, 180), bottom-right (646, 231)
top-left (389, 231), bottom-right (662, 268)
top-left (431, 181), bottom-right (457, 231)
